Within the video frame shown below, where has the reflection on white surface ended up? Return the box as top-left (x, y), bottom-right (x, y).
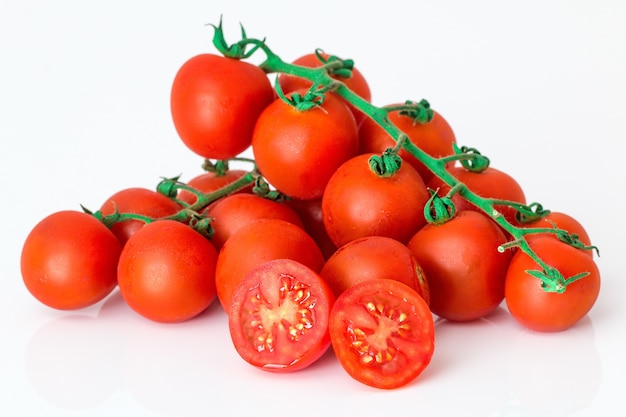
top-left (23, 291), bottom-right (603, 416)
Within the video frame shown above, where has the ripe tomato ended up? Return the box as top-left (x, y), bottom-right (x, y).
top-left (177, 169), bottom-right (253, 206)
top-left (320, 235), bottom-right (429, 303)
top-left (117, 220), bottom-right (218, 323)
top-left (214, 218), bottom-right (325, 312)
top-left (504, 236), bottom-right (601, 332)
top-left (228, 259), bottom-right (335, 372)
top-left (428, 165), bottom-right (526, 224)
top-left (520, 211), bottom-right (594, 257)
top-left (284, 198), bottom-right (338, 260)
top-left (407, 210), bottom-right (513, 321)
top-left (170, 54), bottom-right (275, 159)
top-left (21, 210), bottom-right (121, 310)
top-left (251, 90), bottom-right (359, 200)
top-left (204, 193), bottom-right (304, 251)
top-left (100, 187), bottom-right (182, 246)
top-left (329, 278), bottom-right (435, 389)
top-left (276, 51), bottom-right (371, 125)
top-left (322, 153), bottom-right (430, 248)
top-left (359, 107), bottom-right (456, 184)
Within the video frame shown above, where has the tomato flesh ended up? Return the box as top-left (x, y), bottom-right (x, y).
top-left (329, 279), bottom-right (435, 389)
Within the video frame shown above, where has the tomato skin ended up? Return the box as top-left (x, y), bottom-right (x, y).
top-left (277, 52), bottom-right (371, 125)
top-left (214, 218), bottom-right (325, 312)
top-left (21, 210), bottom-right (121, 310)
top-left (285, 198), bottom-right (338, 260)
top-left (170, 54), bottom-right (275, 159)
top-left (320, 235), bottom-right (430, 304)
top-left (504, 236), bottom-right (600, 332)
top-left (521, 211), bottom-right (594, 257)
top-left (100, 187), bottom-right (182, 247)
top-left (251, 91), bottom-right (359, 200)
top-left (329, 278), bottom-right (435, 389)
top-left (359, 108), bottom-right (456, 184)
top-left (204, 193), bottom-right (305, 251)
top-left (428, 165), bottom-right (526, 224)
top-left (407, 210), bottom-right (513, 321)
top-left (117, 220), bottom-right (218, 323)
top-left (228, 259), bottom-right (335, 372)
top-left (177, 169), bottom-right (253, 206)
top-left (322, 153), bottom-right (430, 248)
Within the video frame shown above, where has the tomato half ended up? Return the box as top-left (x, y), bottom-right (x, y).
top-left (504, 236), bottom-right (601, 332)
top-left (117, 220), bottom-right (218, 323)
top-left (21, 210), bottom-right (121, 310)
top-left (407, 210), bottom-right (513, 321)
top-left (228, 259), bottom-right (335, 372)
top-left (329, 278), bottom-right (435, 389)
top-left (170, 53), bottom-right (275, 159)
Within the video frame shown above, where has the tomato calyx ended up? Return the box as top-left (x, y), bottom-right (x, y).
top-left (368, 147), bottom-right (404, 177)
top-left (424, 188), bottom-right (456, 225)
top-left (208, 16), bottom-right (267, 59)
top-left (383, 99), bottom-right (434, 125)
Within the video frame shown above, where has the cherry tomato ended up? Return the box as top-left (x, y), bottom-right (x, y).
top-left (228, 259), bottom-right (335, 372)
top-left (177, 169), bottom-right (253, 206)
top-left (359, 107), bottom-right (456, 183)
top-left (170, 54), bottom-right (275, 159)
top-left (407, 210), bottom-right (513, 321)
top-left (214, 218), bottom-right (325, 312)
top-left (520, 211), bottom-right (594, 257)
top-left (285, 198), bottom-right (338, 260)
top-left (504, 236), bottom-right (601, 332)
top-left (251, 90), bottom-right (359, 200)
top-left (204, 193), bottom-right (304, 251)
top-left (21, 210), bottom-right (121, 310)
top-left (428, 165), bottom-right (526, 224)
top-left (322, 153), bottom-right (430, 248)
top-left (320, 235), bottom-right (429, 304)
top-left (329, 278), bottom-right (435, 389)
top-left (117, 220), bottom-right (218, 323)
top-left (100, 187), bottom-right (182, 247)
top-left (277, 51), bottom-right (371, 125)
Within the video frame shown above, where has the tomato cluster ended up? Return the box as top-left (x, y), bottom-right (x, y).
top-left (20, 26), bottom-right (601, 390)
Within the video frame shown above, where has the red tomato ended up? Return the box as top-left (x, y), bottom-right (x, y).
top-left (329, 278), bottom-right (435, 389)
top-left (285, 198), bottom-right (338, 260)
top-left (21, 210), bottom-right (121, 310)
top-left (214, 218), bottom-right (325, 311)
top-left (100, 187), bottom-right (182, 246)
top-left (407, 210), bottom-right (513, 321)
top-left (277, 51), bottom-right (371, 125)
top-left (177, 169), bottom-right (253, 206)
top-left (428, 165), bottom-right (526, 224)
top-left (170, 54), bottom-right (275, 159)
top-left (204, 193), bottom-right (304, 251)
top-left (251, 90), bottom-right (359, 200)
top-left (320, 235), bottom-right (430, 304)
top-left (504, 236), bottom-right (601, 332)
top-left (322, 153), bottom-right (430, 247)
top-left (359, 107), bottom-right (456, 184)
top-left (228, 259), bottom-right (335, 372)
top-left (117, 220), bottom-right (218, 323)
top-left (520, 211), bottom-right (594, 257)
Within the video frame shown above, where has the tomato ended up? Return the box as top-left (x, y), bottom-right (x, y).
top-left (177, 169), bottom-right (253, 206)
top-left (228, 259), bottom-right (335, 372)
top-left (520, 211), bottom-right (594, 257)
top-left (428, 165), bottom-right (526, 224)
top-left (407, 210), bottom-right (513, 321)
top-left (170, 54), bottom-right (275, 159)
top-left (251, 90), bottom-right (359, 200)
top-left (504, 236), bottom-right (601, 332)
top-left (322, 153), bottom-right (430, 248)
top-left (214, 218), bottom-right (325, 311)
top-left (276, 51), bottom-right (371, 125)
top-left (21, 210), bottom-right (121, 310)
top-left (204, 193), bottom-right (304, 251)
top-left (100, 187), bottom-right (182, 247)
top-left (359, 107), bottom-right (456, 184)
top-left (284, 198), bottom-right (338, 260)
top-left (117, 220), bottom-right (218, 323)
top-left (320, 235), bottom-right (430, 304)
top-left (329, 278), bottom-right (435, 389)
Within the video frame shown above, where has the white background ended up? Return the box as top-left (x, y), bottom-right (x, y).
top-left (1, 1), bottom-right (625, 416)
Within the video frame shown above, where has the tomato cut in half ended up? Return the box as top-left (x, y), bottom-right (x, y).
top-left (329, 279), bottom-right (435, 389)
top-left (228, 259), bottom-right (335, 372)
